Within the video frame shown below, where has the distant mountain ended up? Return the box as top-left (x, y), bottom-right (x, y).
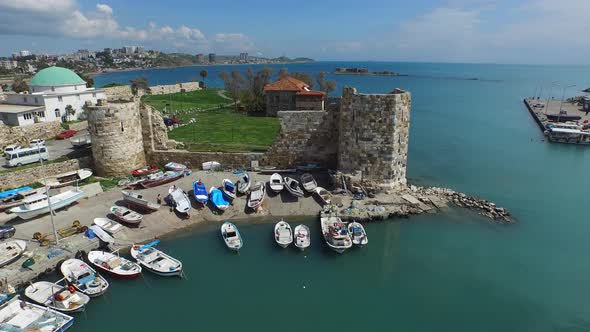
top-left (154, 53), bottom-right (314, 67)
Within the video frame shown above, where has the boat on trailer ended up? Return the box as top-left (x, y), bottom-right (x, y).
top-left (294, 224), bottom-right (311, 251)
top-left (60, 258), bottom-right (109, 297)
top-left (122, 190), bottom-right (160, 211)
top-left (0, 297), bottom-right (74, 331)
top-left (284, 177), bottom-right (304, 197)
top-left (274, 220), bottom-right (293, 248)
top-left (130, 240), bottom-right (183, 277)
top-left (87, 250), bottom-right (142, 278)
top-left (221, 222), bottom-right (243, 252)
top-left (269, 173), bottom-right (284, 193)
top-left (24, 280), bottom-right (90, 313)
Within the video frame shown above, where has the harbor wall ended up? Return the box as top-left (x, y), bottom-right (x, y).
top-left (0, 156), bottom-right (92, 190)
top-left (0, 121), bottom-right (62, 148)
top-left (148, 150), bottom-right (264, 170)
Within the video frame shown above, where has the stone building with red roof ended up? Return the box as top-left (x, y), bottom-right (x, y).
top-left (263, 76), bottom-right (325, 116)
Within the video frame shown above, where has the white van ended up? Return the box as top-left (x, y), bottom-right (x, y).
top-left (3, 145), bottom-right (21, 157)
top-left (5, 146), bottom-right (49, 167)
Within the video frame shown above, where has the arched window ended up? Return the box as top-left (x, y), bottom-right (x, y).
top-left (54, 108), bottom-right (60, 118)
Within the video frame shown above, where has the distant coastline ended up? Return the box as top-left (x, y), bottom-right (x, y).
top-left (333, 67), bottom-right (407, 77)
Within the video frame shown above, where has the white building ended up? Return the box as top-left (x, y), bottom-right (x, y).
top-left (0, 66), bottom-right (106, 126)
top-left (19, 50), bottom-right (31, 57)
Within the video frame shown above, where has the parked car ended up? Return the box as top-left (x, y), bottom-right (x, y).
top-left (3, 145), bottom-right (21, 157)
top-left (0, 225), bottom-right (15, 239)
top-left (56, 130), bottom-right (77, 139)
top-left (29, 139), bottom-right (46, 147)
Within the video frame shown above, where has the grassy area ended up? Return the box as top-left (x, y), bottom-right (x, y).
top-left (142, 88), bottom-right (229, 112)
top-left (167, 108), bottom-right (280, 152)
top-left (79, 176), bottom-right (121, 192)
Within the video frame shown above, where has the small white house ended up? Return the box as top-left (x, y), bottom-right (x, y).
top-left (0, 66), bottom-right (106, 127)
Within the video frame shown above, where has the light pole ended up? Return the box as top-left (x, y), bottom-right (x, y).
top-left (37, 145), bottom-right (59, 245)
top-left (544, 81), bottom-right (559, 115)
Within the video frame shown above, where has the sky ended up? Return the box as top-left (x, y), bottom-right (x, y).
top-left (0, 0), bottom-right (589, 64)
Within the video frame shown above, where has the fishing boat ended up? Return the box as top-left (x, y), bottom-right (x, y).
top-left (202, 161), bottom-right (221, 171)
top-left (60, 258), bottom-right (109, 297)
top-left (236, 172), bottom-right (251, 194)
top-left (87, 225), bottom-right (114, 244)
top-left (87, 250), bottom-right (142, 278)
top-left (221, 222), bottom-right (243, 252)
top-left (167, 186), bottom-right (192, 215)
top-left (0, 186), bottom-right (32, 199)
top-left (192, 180), bottom-right (208, 205)
top-left (284, 177), bottom-right (304, 197)
top-left (9, 189), bottom-right (84, 220)
top-left (247, 181), bottom-right (266, 210)
top-left (0, 187), bottom-right (45, 212)
top-left (274, 220), bottom-right (293, 248)
top-left (348, 222), bottom-right (368, 247)
top-left (110, 206), bottom-right (143, 224)
top-left (0, 240), bottom-right (27, 268)
top-left (222, 179), bottom-right (236, 199)
top-left (294, 225), bottom-right (311, 251)
top-left (165, 162), bottom-right (188, 172)
top-left (24, 280), bottom-right (90, 313)
top-left (0, 297), bottom-right (74, 331)
top-left (122, 190), bottom-right (160, 211)
top-left (314, 187), bottom-right (332, 205)
top-left (70, 135), bottom-right (91, 148)
top-left (131, 165), bottom-right (159, 177)
top-left (44, 169), bottom-right (93, 188)
top-left (138, 171), bottom-right (184, 189)
top-left (269, 173), bottom-right (284, 193)
top-left (130, 240), bottom-right (183, 277)
top-left (300, 173), bottom-right (318, 192)
top-left (320, 215), bottom-right (352, 254)
top-left (93, 217), bottom-right (123, 234)
top-left (209, 187), bottom-right (229, 211)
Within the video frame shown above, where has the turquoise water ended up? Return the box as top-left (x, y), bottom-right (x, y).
top-left (81, 63), bottom-right (590, 331)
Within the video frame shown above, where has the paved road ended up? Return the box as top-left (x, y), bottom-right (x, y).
top-left (1, 129), bottom-right (89, 170)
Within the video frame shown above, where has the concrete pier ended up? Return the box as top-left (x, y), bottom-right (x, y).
top-left (523, 97), bottom-right (588, 132)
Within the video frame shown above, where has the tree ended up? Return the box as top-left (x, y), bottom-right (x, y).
top-left (279, 68), bottom-right (289, 79)
top-left (65, 105), bottom-right (75, 122)
top-left (11, 77), bottom-right (28, 93)
top-left (290, 72), bottom-right (314, 88)
top-left (1, 84), bottom-right (8, 92)
top-left (199, 69), bottom-right (208, 88)
top-left (316, 71), bottom-right (337, 95)
top-left (77, 72), bottom-right (94, 88)
top-left (130, 77), bottom-right (149, 96)
top-left (219, 69), bottom-right (244, 112)
top-left (242, 67), bottom-right (273, 113)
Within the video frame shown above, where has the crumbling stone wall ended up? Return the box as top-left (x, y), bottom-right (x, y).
top-left (87, 99), bottom-right (146, 177)
top-left (149, 82), bottom-right (201, 95)
top-left (338, 87), bottom-right (411, 188)
top-left (148, 150), bottom-right (264, 170)
top-left (0, 121), bottom-right (62, 148)
top-left (0, 156), bottom-right (92, 190)
top-left (140, 104), bottom-right (174, 151)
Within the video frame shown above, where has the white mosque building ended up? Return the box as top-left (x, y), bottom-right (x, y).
top-left (0, 66), bottom-right (106, 127)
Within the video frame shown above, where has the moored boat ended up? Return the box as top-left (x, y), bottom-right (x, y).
top-left (300, 173), bottom-right (317, 193)
top-left (167, 185), bottom-right (192, 215)
top-left (130, 240), bottom-right (183, 277)
top-left (122, 190), bottom-right (160, 211)
top-left (221, 222), bottom-right (242, 252)
top-left (314, 187), bottom-right (332, 205)
top-left (87, 250), bottom-right (142, 278)
top-left (192, 180), bottom-right (208, 205)
top-left (284, 177), bottom-right (304, 197)
top-left (209, 187), bottom-right (229, 211)
top-left (269, 173), bottom-right (284, 193)
top-left (9, 189), bottom-right (85, 220)
top-left (44, 168), bottom-right (93, 188)
top-left (0, 240), bottom-right (27, 268)
top-left (247, 181), bottom-right (266, 210)
top-left (236, 172), bottom-right (251, 194)
top-left (110, 206), bottom-right (143, 224)
top-left (320, 215), bottom-right (352, 254)
top-left (93, 217), bottom-right (123, 234)
top-left (294, 224), bottom-right (311, 251)
top-left (348, 222), bottom-right (368, 247)
top-left (24, 280), bottom-right (90, 313)
top-left (222, 179), bottom-right (236, 199)
top-left (0, 297), bottom-right (74, 331)
top-left (131, 165), bottom-right (159, 177)
top-left (60, 258), bottom-right (109, 297)
top-left (274, 220), bottom-right (293, 248)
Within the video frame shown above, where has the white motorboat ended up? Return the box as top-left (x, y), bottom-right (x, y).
top-left (0, 240), bottom-right (27, 268)
top-left (315, 187), bottom-right (332, 205)
top-left (0, 297), bottom-right (74, 331)
top-left (87, 250), bottom-right (142, 279)
top-left (294, 224), bottom-right (311, 251)
top-left (122, 190), bottom-right (160, 211)
top-left (167, 186), bottom-right (192, 215)
top-left (93, 217), bottom-right (123, 234)
top-left (110, 206), bottom-right (143, 224)
top-left (60, 258), bottom-right (109, 297)
top-left (274, 220), bottom-right (293, 248)
top-left (130, 240), bottom-right (183, 277)
top-left (88, 225), bottom-right (114, 244)
top-left (269, 173), bottom-right (284, 193)
top-left (320, 216), bottom-right (352, 254)
top-left (44, 168), bottom-right (93, 188)
top-left (202, 161), bottom-right (221, 171)
top-left (0, 187), bottom-right (46, 212)
top-left (10, 189), bottom-right (85, 220)
top-left (300, 173), bottom-right (317, 192)
top-left (24, 280), bottom-right (90, 313)
top-left (348, 222), bottom-right (368, 247)
top-left (222, 179), bottom-right (236, 199)
top-left (247, 181), bottom-right (266, 210)
top-left (284, 177), bottom-right (304, 197)
top-left (236, 172), bottom-right (251, 194)
top-left (221, 222), bottom-right (242, 252)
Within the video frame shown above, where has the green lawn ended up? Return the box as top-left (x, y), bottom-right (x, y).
top-left (167, 108), bottom-right (280, 152)
top-left (142, 88), bottom-right (229, 112)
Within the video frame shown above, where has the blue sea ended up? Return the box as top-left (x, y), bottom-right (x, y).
top-left (84, 62), bottom-right (590, 331)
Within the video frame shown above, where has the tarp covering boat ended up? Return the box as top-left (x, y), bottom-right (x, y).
top-left (0, 186), bottom-right (32, 199)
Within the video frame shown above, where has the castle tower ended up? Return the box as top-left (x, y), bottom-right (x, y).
top-left (86, 99), bottom-right (146, 177)
top-left (338, 87), bottom-right (411, 188)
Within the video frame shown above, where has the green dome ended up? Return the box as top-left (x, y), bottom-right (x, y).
top-left (30, 66), bottom-right (85, 86)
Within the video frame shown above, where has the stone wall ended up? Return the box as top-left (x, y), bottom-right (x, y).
top-left (267, 110), bottom-right (339, 168)
top-left (338, 87), bottom-right (411, 188)
top-left (0, 121), bottom-right (63, 148)
top-left (103, 85), bottom-right (133, 101)
top-left (68, 121), bottom-right (88, 132)
top-left (140, 105), bottom-right (174, 151)
top-left (148, 150), bottom-right (264, 170)
top-left (87, 99), bottom-right (146, 177)
top-left (149, 82), bottom-right (201, 95)
top-left (0, 156), bottom-right (92, 190)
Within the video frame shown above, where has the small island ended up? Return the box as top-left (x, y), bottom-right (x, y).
top-left (334, 67), bottom-right (407, 76)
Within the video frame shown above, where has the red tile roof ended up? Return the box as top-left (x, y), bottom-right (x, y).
top-left (296, 90), bottom-right (326, 97)
top-left (264, 76), bottom-right (326, 98)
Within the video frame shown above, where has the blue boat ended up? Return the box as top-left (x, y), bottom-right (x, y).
top-left (222, 179), bottom-right (236, 199)
top-left (209, 187), bottom-right (230, 211)
top-left (0, 186), bottom-right (32, 199)
top-left (193, 180), bottom-right (208, 205)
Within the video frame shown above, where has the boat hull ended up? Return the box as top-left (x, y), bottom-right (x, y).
top-left (141, 264), bottom-right (183, 277)
top-left (11, 191), bottom-right (84, 220)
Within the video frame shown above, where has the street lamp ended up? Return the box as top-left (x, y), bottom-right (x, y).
top-left (37, 144), bottom-right (59, 245)
top-left (544, 81), bottom-right (559, 115)
top-left (558, 85), bottom-right (576, 122)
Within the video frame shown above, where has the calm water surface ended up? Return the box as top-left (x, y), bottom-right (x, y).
top-left (80, 62), bottom-right (590, 331)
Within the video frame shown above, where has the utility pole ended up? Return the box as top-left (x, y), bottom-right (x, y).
top-left (545, 82), bottom-right (559, 115)
top-left (38, 145), bottom-right (59, 245)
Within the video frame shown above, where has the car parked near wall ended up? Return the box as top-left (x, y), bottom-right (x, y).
top-left (56, 130), bottom-right (77, 139)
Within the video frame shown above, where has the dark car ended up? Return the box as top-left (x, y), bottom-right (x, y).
top-left (56, 130), bottom-right (77, 139)
top-left (0, 225), bottom-right (15, 239)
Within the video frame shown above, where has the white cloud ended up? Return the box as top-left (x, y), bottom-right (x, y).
top-left (96, 3), bottom-right (113, 15)
top-left (214, 33), bottom-right (255, 51)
